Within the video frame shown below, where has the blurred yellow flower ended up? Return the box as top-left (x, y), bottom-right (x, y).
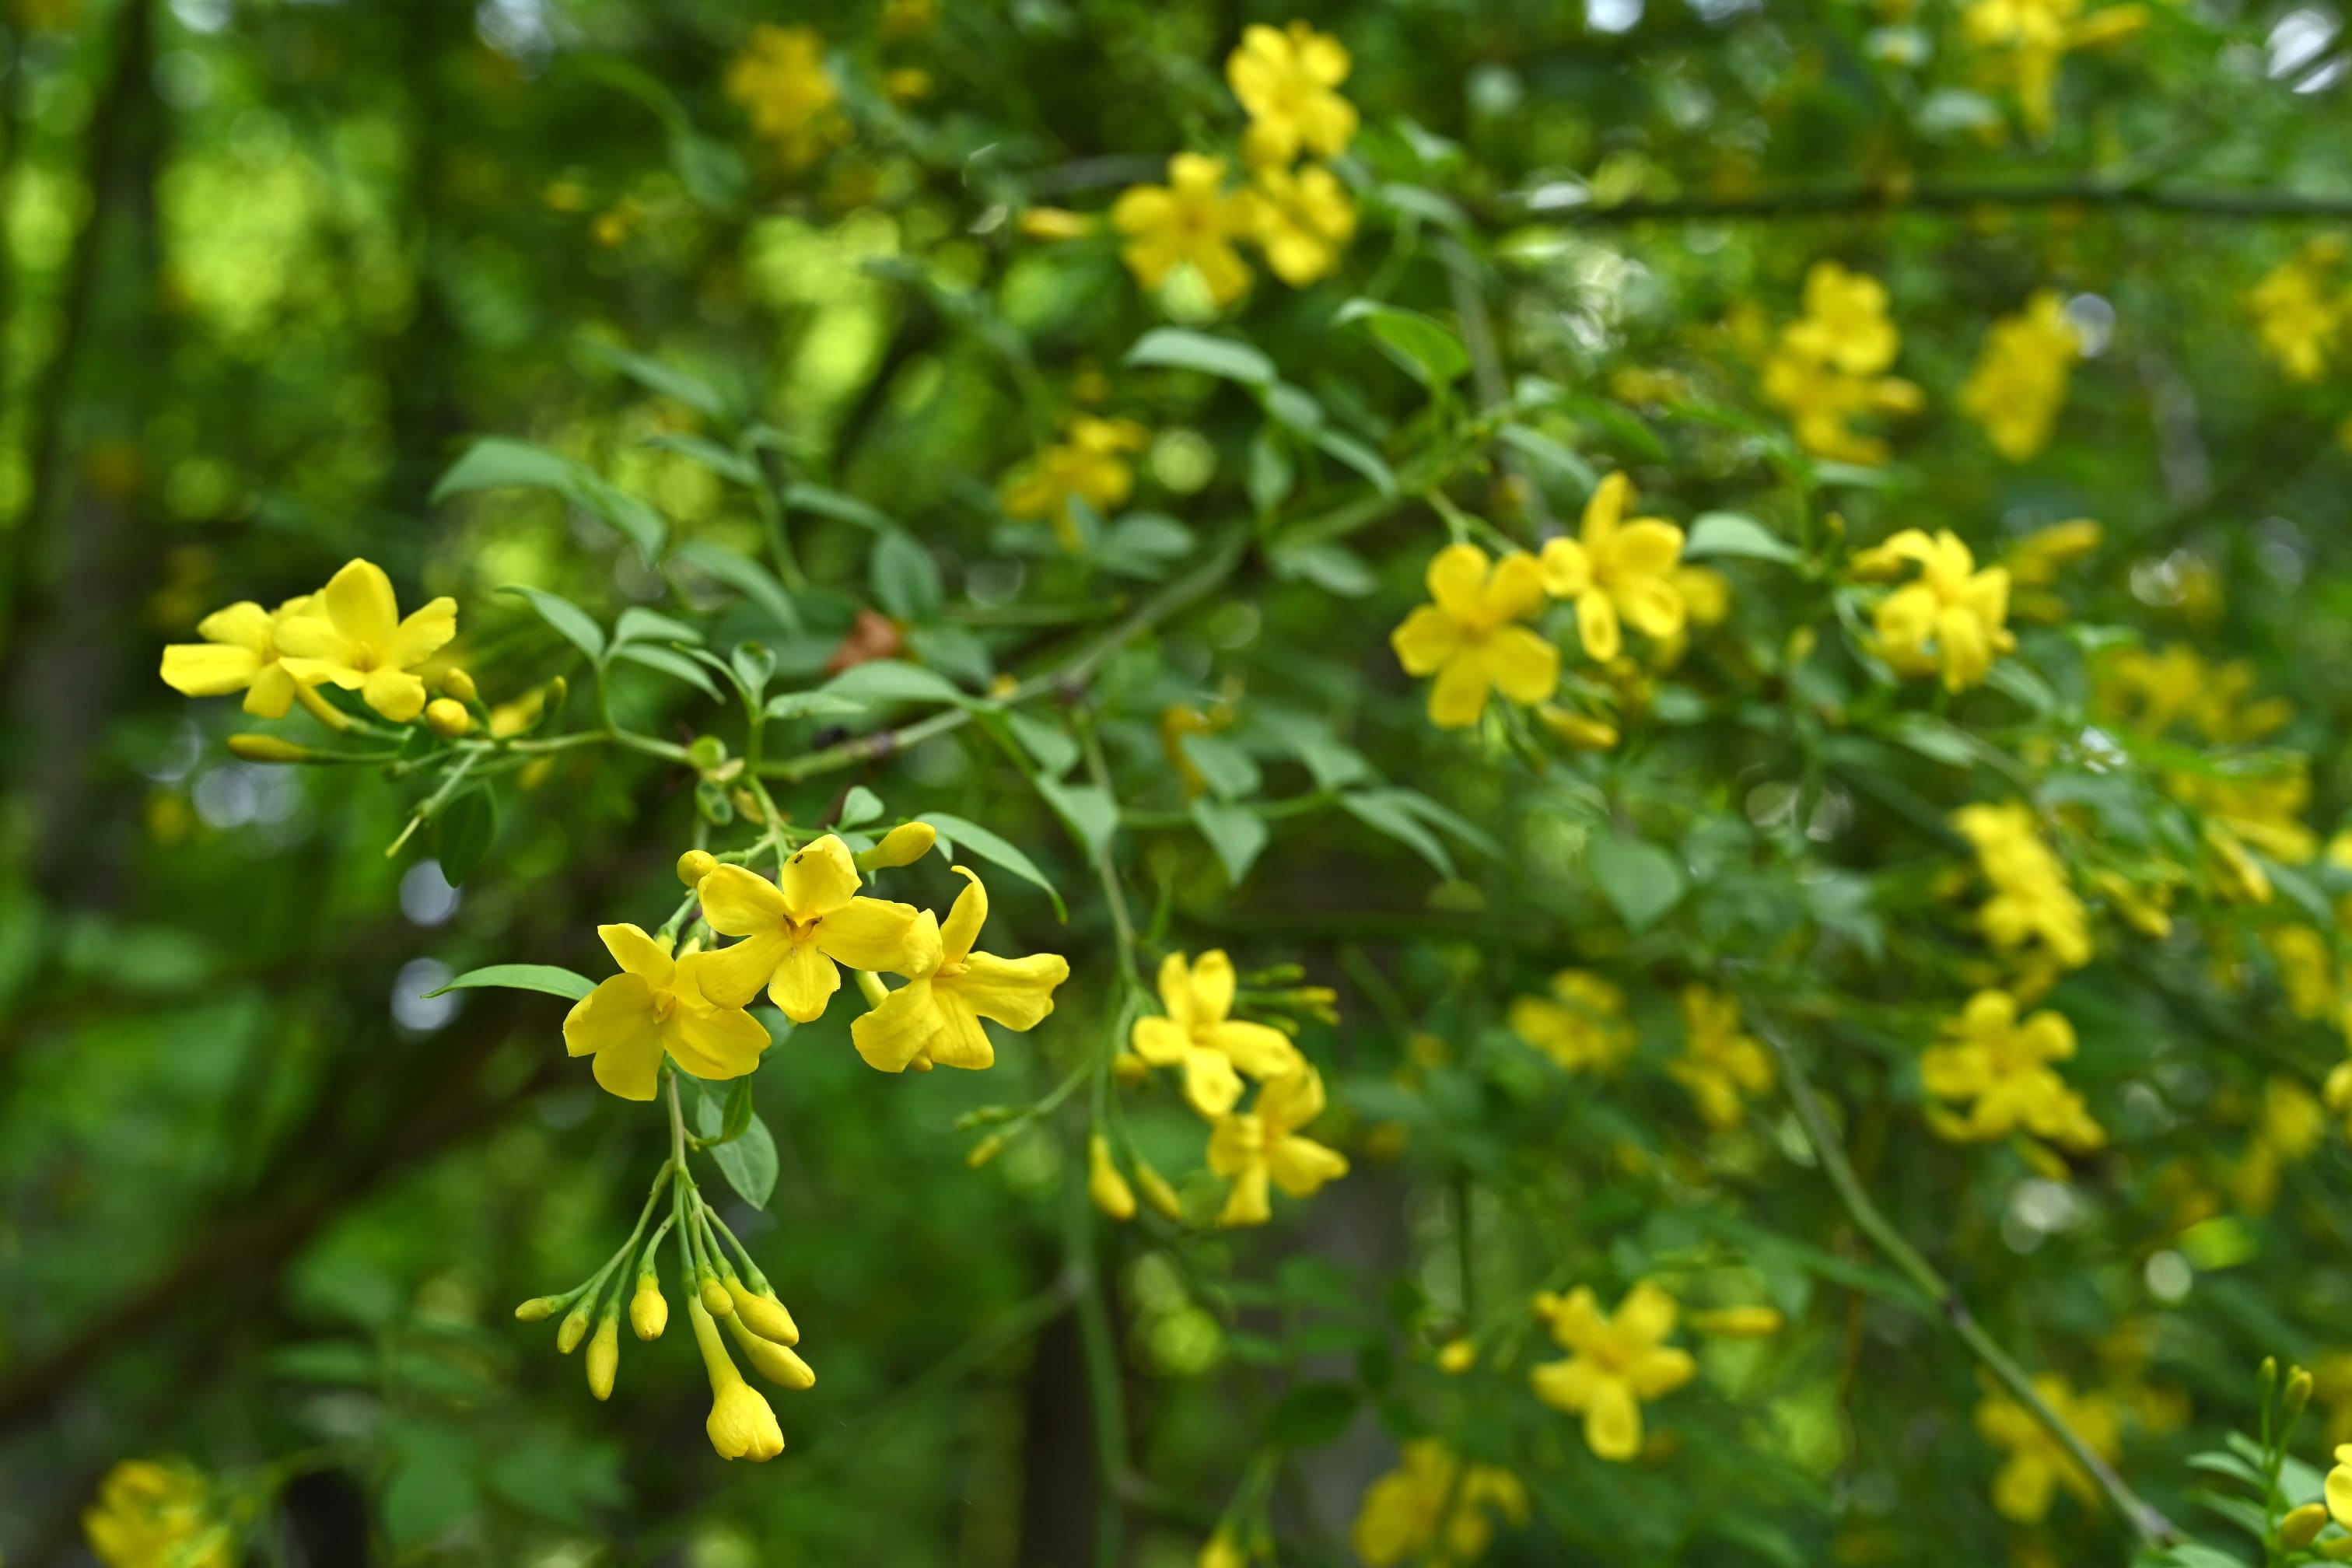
top-left (1670, 985), bottom-right (1774, 1128)
top-left (563, 925), bottom-right (771, 1101)
top-left (2002, 519), bottom-right (2102, 589)
top-left (159, 593), bottom-right (315, 718)
top-left (1975, 1374), bottom-right (2119, 1521)
top-left (1963, 0), bottom-right (2147, 135)
top-left (1001, 415), bottom-right (1151, 548)
top-left (1248, 163), bottom-right (1357, 285)
top-left (1761, 263), bottom-right (1920, 461)
top-left (1538, 473), bottom-right (1688, 662)
top-left (1351, 1440), bottom-right (1528, 1567)
top-left (1389, 542), bottom-right (1558, 730)
top-left (695, 838), bottom-right (920, 1021)
top-left (1510, 969), bottom-right (1635, 1073)
top-left (1206, 1065), bottom-right (1349, 1225)
top-left (1921, 990), bottom-right (2105, 1152)
top-left (1952, 802), bottom-right (2092, 968)
top-left (2096, 642), bottom-right (2292, 743)
top-left (1111, 153), bottom-right (1255, 307)
top-left (1781, 261), bottom-right (1900, 374)
top-left (2249, 237), bottom-right (2349, 382)
top-left (1864, 530), bottom-right (2015, 692)
top-left (1132, 950), bottom-right (1303, 1116)
top-left (1088, 1133), bottom-right (1138, 1220)
top-left (1960, 292), bottom-right (2081, 460)
top-left (1528, 1282), bottom-right (1697, 1461)
top-left (726, 25), bottom-right (842, 165)
top-left (851, 867), bottom-right (1070, 1072)
top-left (275, 558), bottom-right (457, 723)
top-left (1226, 20), bottom-right (1357, 168)
top-left (84, 1460), bottom-right (233, 1568)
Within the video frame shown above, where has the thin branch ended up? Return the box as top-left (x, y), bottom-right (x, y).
top-left (1535, 181), bottom-right (2352, 226)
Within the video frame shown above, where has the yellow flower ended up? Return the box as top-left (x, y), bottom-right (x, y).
top-left (1975, 1375), bottom-right (2119, 1522)
top-left (1952, 803), bottom-right (2088, 967)
top-left (1111, 153), bottom-right (1255, 307)
top-left (1509, 969), bottom-right (1635, 1073)
top-left (2095, 643), bottom-right (2292, 743)
top-left (159, 594), bottom-right (315, 717)
top-left (1018, 206), bottom-right (1099, 241)
top-left (1866, 530), bottom-right (2015, 692)
top-left (2172, 762), bottom-right (2319, 870)
top-left (1351, 1440), bottom-right (1528, 1567)
top-left (1781, 261), bottom-right (1900, 375)
top-left (1225, 20), bottom-right (1357, 168)
top-left (273, 558), bottom-right (457, 722)
top-left (851, 867), bottom-right (1070, 1072)
top-left (1528, 1282), bottom-right (1697, 1461)
top-left (84, 1460), bottom-right (234, 1568)
top-left (1247, 162), bottom-right (1357, 286)
top-left (1964, 0), bottom-right (2147, 135)
top-left (1669, 985), bottom-right (1774, 1129)
top-left (1688, 1304), bottom-right (1785, 1339)
top-left (1920, 990), bottom-right (2105, 1152)
top-left (688, 1293), bottom-right (786, 1461)
top-left (1206, 1065), bottom-right (1349, 1226)
top-left (1762, 263), bottom-right (1920, 461)
top-left (2231, 1075), bottom-right (2326, 1213)
top-left (2266, 926), bottom-right (2340, 1021)
top-left (1001, 415), bottom-right (1151, 548)
top-left (1389, 543), bottom-right (1559, 730)
top-left (694, 838), bottom-right (919, 1023)
top-left (562, 926), bottom-right (771, 1101)
top-left (1131, 950), bottom-right (1304, 1116)
top-left (2002, 519), bottom-right (2102, 589)
top-left (1088, 1134), bottom-right (1137, 1220)
top-left (1199, 1528), bottom-right (1248, 1568)
top-left (725, 24), bottom-right (842, 164)
top-left (2327, 1442), bottom-right (2352, 1531)
top-left (1538, 473), bottom-right (1688, 662)
top-left (2250, 237), bottom-right (2347, 382)
top-left (1961, 292), bottom-right (2081, 461)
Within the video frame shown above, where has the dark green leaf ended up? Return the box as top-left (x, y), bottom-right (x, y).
top-left (838, 785), bottom-right (884, 828)
top-left (871, 529), bottom-right (943, 621)
top-left (1035, 776), bottom-right (1118, 862)
top-left (435, 788), bottom-right (498, 885)
top-left (1340, 790), bottom-right (1454, 878)
top-left (675, 541), bottom-right (803, 633)
top-left (784, 481), bottom-right (893, 531)
top-left (1263, 1381), bottom-right (1360, 1449)
top-left (920, 812), bottom-right (1068, 920)
top-left (614, 606), bottom-right (702, 646)
top-left (1685, 512), bottom-right (1802, 565)
top-left (502, 585), bottom-right (606, 660)
top-left (1333, 298), bottom-right (1471, 387)
top-left (822, 661), bottom-right (967, 706)
top-left (425, 964), bottom-right (596, 1002)
top-left (1190, 800), bottom-right (1269, 885)
top-left (611, 642), bottom-right (723, 700)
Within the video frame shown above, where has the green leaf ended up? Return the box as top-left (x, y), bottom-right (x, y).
top-left (712, 1111), bottom-right (779, 1209)
top-left (502, 585), bottom-right (606, 660)
top-left (1006, 711), bottom-right (1080, 779)
top-left (583, 341), bottom-right (730, 422)
top-left (435, 439), bottom-right (667, 562)
top-left (1291, 731), bottom-right (1373, 791)
top-left (1263, 1381), bottom-right (1360, 1449)
top-left (1124, 327), bottom-right (1275, 386)
top-left (1035, 776), bottom-right (1119, 863)
top-left (613, 606), bottom-right (702, 646)
top-left (822, 661), bottom-right (967, 707)
top-left (919, 811), bottom-right (1069, 920)
top-left (1245, 427), bottom-right (1296, 516)
top-left (1496, 423), bottom-right (1598, 494)
top-left (1340, 789), bottom-right (1454, 878)
top-left (1181, 733), bottom-right (1262, 801)
top-left (1588, 831), bottom-right (1685, 930)
top-left (905, 625), bottom-right (994, 687)
top-left (1097, 513), bottom-right (1196, 579)
top-left (642, 431), bottom-right (760, 485)
top-left (435, 788), bottom-right (498, 885)
top-left (1307, 425), bottom-right (1398, 495)
top-left (425, 964), bottom-right (597, 1002)
top-left (1190, 799), bottom-right (1270, 885)
top-left (1382, 787), bottom-right (1501, 861)
top-left (765, 689), bottom-right (867, 721)
top-left (1685, 511), bottom-right (1803, 565)
top-left (611, 642), bottom-right (722, 701)
top-left (784, 481), bottom-right (894, 531)
top-left (838, 785), bottom-right (884, 828)
top-left (871, 529), bottom-right (943, 621)
top-left (384, 1451), bottom-right (479, 1550)
top-left (1270, 539), bottom-right (1378, 597)
top-left (674, 541), bottom-right (803, 634)
top-left (1333, 298), bottom-right (1471, 387)
top-left (730, 641), bottom-right (776, 698)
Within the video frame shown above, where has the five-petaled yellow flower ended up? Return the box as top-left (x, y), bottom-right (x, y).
top-left (564, 925), bottom-right (771, 1101)
top-left (1860, 529), bottom-right (2015, 692)
top-left (1351, 1440), bottom-right (1528, 1568)
top-left (1131, 949), bottom-right (1303, 1115)
top-left (274, 558), bottom-right (457, 723)
top-left (695, 837), bottom-right (918, 1022)
top-left (1001, 415), bottom-right (1152, 548)
top-left (1248, 163), bottom-right (1358, 286)
top-left (1206, 1065), bottom-right (1349, 1226)
top-left (1976, 1374), bottom-right (2119, 1521)
top-left (1780, 261), bottom-right (1900, 375)
top-left (1921, 990), bottom-right (2105, 1153)
top-left (1960, 292), bottom-right (2081, 461)
top-left (1390, 543), bottom-right (1558, 730)
top-left (1963, 0), bottom-right (2147, 136)
top-left (2249, 236), bottom-right (2348, 383)
top-left (1225, 20), bottom-right (1357, 169)
top-left (83, 1459), bottom-right (233, 1568)
top-left (1509, 969), bottom-right (1635, 1073)
top-left (852, 867), bottom-right (1069, 1072)
top-left (725, 23), bottom-right (842, 165)
top-left (1951, 802), bottom-right (2092, 968)
top-left (1111, 152), bottom-right (1255, 308)
top-left (1670, 985), bottom-right (1773, 1129)
top-left (1539, 473), bottom-right (1688, 663)
top-left (159, 593), bottom-right (316, 718)
top-left (1762, 261), bottom-right (1922, 463)
top-left (1528, 1281), bottom-right (1697, 1462)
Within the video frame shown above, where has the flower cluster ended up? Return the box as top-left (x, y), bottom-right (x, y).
top-left (1962, 0), bottom-right (2147, 135)
top-left (1951, 802), bottom-right (2093, 968)
top-left (1508, 969), bottom-right (1635, 1075)
top-left (1959, 292), bottom-right (2082, 460)
top-left (83, 1460), bottom-right (236, 1568)
top-left (1975, 1374), bottom-right (2122, 1521)
top-left (1761, 261), bottom-right (1923, 464)
top-left (160, 557), bottom-right (460, 726)
top-left (999, 414), bottom-right (1152, 548)
top-left (1670, 985), bottom-right (1775, 1129)
top-left (725, 24), bottom-right (846, 167)
top-left (1856, 529), bottom-right (2018, 693)
top-left (1921, 990), bottom-right (2105, 1154)
top-left (1349, 1441), bottom-right (1528, 1567)
top-left (2248, 236), bottom-right (2349, 382)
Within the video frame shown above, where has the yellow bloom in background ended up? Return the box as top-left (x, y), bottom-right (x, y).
top-left (1248, 163), bottom-right (1357, 286)
top-left (2265, 926), bottom-right (2340, 1021)
top-left (2229, 1074), bottom-right (2326, 1213)
top-left (2003, 519), bottom-right (2102, 589)
top-left (84, 1460), bottom-right (234, 1568)
top-left (1963, 0), bottom-right (2147, 135)
top-left (2249, 237), bottom-right (2347, 382)
top-left (1087, 1133), bottom-right (1137, 1220)
top-left (2171, 761), bottom-right (2319, 870)
top-left (275, 558), bottom-right (457, 723)
top-left (695, 837), bottom-right (919, 1021)
top-left (1001, 415), bottom-right (1151, 548)
top-left (1389, 543), bottom-right (1558, 730)
top-left (1762, 347), bottom-right (1924, 464)
top-left (1111, 153), bottom-right (1255, 307)
top-left (688, 1293), bottom-right (786, 1461)
top-left (1226, 20), bottom-right (1357, 168)
top-left (1921, 990), bottom-right (2104, 1152)
top-left (2095, 643), bottom-right (2292, 743)
top-left (1206, 1064), bottom-right (1349, 1226)
top-left (851, 867), bottom-right (1070, 1072)
top-left (159, 594), bottom-right (315, 717)
top-left (1351, 1440), bottom-right (1529, 1567)
top-left (563, 925), bottom-right (771, 1101)
top-left (1528, 1282), bottom-right (1697, 1461)
top-left (1780, 261), bottom-right (1900, 375)
top-left (1951, 802), bottom-right (2091, 967)
top-left (1670, 985), bottom-right (1774, 1129)
top-left (1975, 1374), bottom-right (2119, 1522)
top-left (1961, 292), bottom-right (2081, 461)
top-left (1865, 530), bottom-right (2015, 692)
top-left (1132, 950), bottom-right (1303, 1116)
top-left (1538, 473), bottom-right (1688, 662)
top-left (725, 24), bottom-right (842, 165)
top-left (1510, 969), bottom-right (1635, 1073)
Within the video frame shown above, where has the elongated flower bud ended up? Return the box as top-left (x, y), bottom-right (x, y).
top-left (424, 698), bottom-right (474, 737)
top-left (857, 821), bottom-right (936, 870)
top-left (1437, 1339), bottom-right (1476, 1374)
top-left (677, 849), bottom-right (718, 887)
top-left (227, 734), bottom-right (316, 763)
top-left (513, 1296), bottom-right (558, 1323)
top-left (1689, 1306), bottom-right (1785, 1339)
top-left (1088, 1135), bottom-right (1136, 1222)
top-left (1133, 1159), bottom-right (1185, 1223)
top-left (630, 1273), bottom-right (668, 1340)
top-left (725, 1278), bottom-right (799, 1346)
top-left (586, 1317), bottom-right (619, 1401)
top-left (441, 667), bottom-right (478, 702)
top-left (2287, 1364), bottom-right (2315, 1419)
top-left (724, 1310), bottom-right (816, 1390)
top-left (699, 1274), bottom-right (736, 1318)
top-left (2282, 1503), bottom-right (2328, 1549)
top-left (687, 1295), bottom-right (784, 1461)
top-left (557, 1304), bottom-right (593, 1354)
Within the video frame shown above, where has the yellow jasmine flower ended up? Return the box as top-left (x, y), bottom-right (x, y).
top-left (851, 867), bottom-right (1070, 1072)
top-left (563, 926), bottom-right (770, 1101)
top-left (1975, 1374), bottom-right (2119, 1521)
top-left (1206, 1065), bottom-right (1349, 1226)
top-left (1225, 20), bottom-right (1357, 169)
top-left (1538, 473), bottom-right (1688, 662)
top-left (1111, 153), bottom-right (1255, 308)
top-left (159, 594), bottom-right (315, 717)
top-left (1953, 802), bottom-right (2091, 967)
top-left (1960, 292), bottom-right (2081, 461)
top-left (273, 558), bottom-right (457, 723)
top-left (1131, 950), bottom-right (1303, 1116)
top-left (1001, 415), bottom-right (1151, 548)
top-left (2003, 519), bottom-right (2102, 589)
top-left (1964, 0), bottom-right (2147, 135)
top-left (1920, 990), bottom-right (2105, 1152)
top-left (1865, 530), bottom-right (2015, 692)
top-left (84, 1459), bottom-right (233, 1568)
top-left (2172, 763), bottom-right (2319, 868)
top-left (2266, 926), bottom-right (2340, 1021)
top-left (1351, 1440), bottom-right (1528, 1567)
top-left (1388, 543), bottom-right (1559, 730)
top-left (2250, 237), bottom-right (2347, 382)
top-left (1669, 985), bottom-right (1774, 1129)
top-left (1528, 1282), bottom-right (1697, 1461)
top-left (1509, 970), bottom-right (1635, 1073)
top-left (687, 1293), bottom-right (786, 1461)
top-left (1760, 346), bottom-right (1924, 464)
top-left (2231, 1075), bottom-right (2326, 1213)
top-left (695, 837), bottom-right (919, 1022)
top-left (1781, 261), bottom-right (1900, 375)
top-left (2095, 643), bottom-right (2292, 743)
top-left (725, 24), bottom-right (842, 166)
top-left (1248, 162), bottom-right (1357, 286)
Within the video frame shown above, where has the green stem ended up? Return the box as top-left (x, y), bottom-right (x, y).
top-left (1066, 1128), bottom-right (1129, 1568)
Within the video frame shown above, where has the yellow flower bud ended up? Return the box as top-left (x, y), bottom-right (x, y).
top-left (724, 1310), bottom-right (817, 1390)
top-left (441, 667), bottom-right (478, 702)
top-left (513, 1296), bottom-right (557, 1323)
top-left (1437, 1339), bottom-right (1477, 1374)
top-left (859, 821), bottom-right (937, 870)
top-left (1538, 705), bottom-right (1619, 751)
top-left (1018, 206), bottom-right (1099, 240)
top-left (1198, 1527), bottom-right (1245, 1568)
top-left (557, 1305), bottom-right (592, 1353)
top-left (1088, 1135), bottom-right (1137, 1222)
top-left (687, 1295), bottom-right (785, 1461)
top-left (677, 849), bottom-right (718, 887)
top-left (2283, 1502), bottom-right (2329, 1549)
top-left (1689, 1305), bottom-right (1786, 1339)
top-left (1133, 1158), bottom-right (1185, 1223)
top-left (967, 1132), bottom-right (1008, 1168)
top-left (2289, 1364), bottom-right (2316, 1419)
top-left (725, 1277), bottom-right (800, 1346)
top-left (699, 1276), bottom-right (736, 1318)
top-left (586, 1317), bottom-right (619, 1401)
top-left (226, 733), bottom-right (315, 763)
top-left (1112, 1049), bottom-right (1150, 1087)
top-left (424, 698), bottom-right (474, 737)
top-left (630, 1275), bottom-right (668, 1340)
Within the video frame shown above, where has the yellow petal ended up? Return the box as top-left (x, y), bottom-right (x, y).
top-left (1539, 537), bottom-right (1593, 598)
top-left (812, 895), bottom-right (919, 971)
top-left (1181, 1048), bottom-right (1245, 1115)
top-left (1153, 950), bottom-right (1197, 1030)
top-left (361, 667), bottom-right (428, 722)
top-left (849, 977), bottom-right (946, 1072)
top-left (1482, 625), bottom-right (1560, 706)
top-left (1576, 590), bottom-right (1621, 662)
top-left (1257, 1065), bottom-right (1327, 1134)
top-left (1266, 1132), bottom-right (1348, 1197)
top-left (1217, 1164), bottom-right (1272, 1227)
top-left (1612, 576), bottom-right (1686, 640)
top-left (1482, 551), bottom-right (1548, 623)
top-left (599, 923), bottom-right (676, 987)
top-left (1611, 519), bottom-right (1685, 577)
top-left (194, 600), bottom-right (273, 652)
top-left (1425, 543), bottom-right (1493, 622)
top-left (317, 558), bottom-right (401, 645)
top-left (1426, 652), bottom-right (1491, 729)
top-left (1389, 605), bottom-right (1463, 677)
top-left (950, 950), bottom-right (1069, 1030)
top-left (779, 834), bottom-right (861, 919)
top-left (242, 661), bottom-right (298, 718)
top-left (1130, 1013), bottom-right (1193, 1068)
top-left (383, 596), bottom-right (458, 669)
top-left (892, 908), bottom-right (945, 980)
top-left (1615, 1280), bottom-right (1680, 1346)
top-left (1582, 1377), bottom-right (1642, 1461)
top-left (694, 930), bottom-right (789, 1010)
top-left (1529, 1356), bottom-right (1599, 1414)
top-left (926, 991), bottom-right (997, 1069)
top-left (666, 999), bottom-right (772, 1080)
top-left (1205, 1020), bottom-right (1302, 1080)
top-left (590, 1023), bottom-right (667, 1101)
top-left (766, 940), bottom-right (841, 1024)
top-left (1581, 471), bottom-right (1630, 540)
top-left (1626, 1344), bottom-right (1696, 1398)
top-left (1188, 949), bottom-right (1236, 1024)
top-left (938, 866), bottom-right (987, 964)
top-left (564, 974), bottom-right (657, 1058)
top-left (698, 864), bottom-right (790, 936)
top-left (160, 642), bottom-right (261, 698)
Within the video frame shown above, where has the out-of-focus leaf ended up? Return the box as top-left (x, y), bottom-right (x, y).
top-left (1191, 800), bottom-right (1269, 885)
top-left (1124, 327), bottom-right (1276, 386)
top-left (1334, 298), bottom-right (1471, 386)
top-left (922, 811), bottom-right (1069, 919)
top-left (502, 585), bottom-right (606, 661)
